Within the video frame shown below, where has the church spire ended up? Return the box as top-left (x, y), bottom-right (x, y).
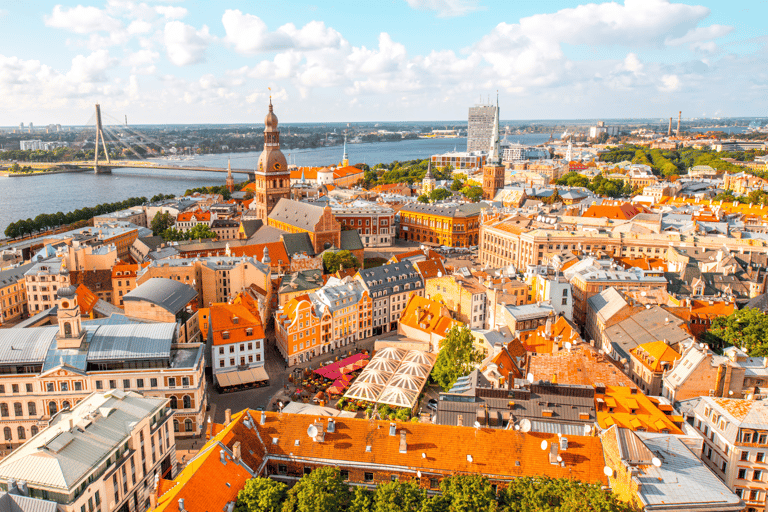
top-left (226, 157), bottom-right (234, 193)
top-left (488, 91), bottom-right (501, 165)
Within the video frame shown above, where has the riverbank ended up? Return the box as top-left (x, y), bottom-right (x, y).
top-left (0, 168), bottom-right (88, 177)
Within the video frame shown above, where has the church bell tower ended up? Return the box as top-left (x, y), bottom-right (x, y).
top-left (254, 97), bottom-right (291, 222)
top-left (56, 263), bottom-right (86, 349)
top-left (482, 93), bottom-right (505, 201)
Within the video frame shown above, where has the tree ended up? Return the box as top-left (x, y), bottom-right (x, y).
top-left (373, 481), bottom-right (425, 512)
top-left (282, 467), bottom-right (350, 512)
top-left (450, 179), bottom-right (464, 191)
top-left (349, 487), bottom-right (373, 512)
top-left (430, 188), bottom-right (452, 202)
top-left (461, 186), bottom-right (484, 202)
top-left (323, 250), bottom-right (360, 274)
top-left (161, 227), bottom-right (188, 241)
top-left (151, 212), bottom-right (174, 236)
top-left (706, 308), bottom-right (768, 355)
top-left (188, 223), bottom-right (217, 240)
top-left (499, 476), bottom-right (632, 512)
top-left (417, 194), bottom-right (429, 203)
top-left (431, 325), bottom-right (485, 391)
top-left (440, 475), bottom-right (497, 512)
top-left (235, 477), bottom-right (287, 512)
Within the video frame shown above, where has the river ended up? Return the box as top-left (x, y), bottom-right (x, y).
top-left (0, 134), bottom-right (550, 234)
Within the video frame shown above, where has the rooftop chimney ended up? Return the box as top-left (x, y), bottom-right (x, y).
top-left (220, 449), bottom-right (227, 465)
top-left (457, 415), bottom-right (464, 427)
top-left (677, 111), bottom-right (681, 136)
top-left (225, 408), bottom-right (232, 425)
top-left (232, 441), bottom-right (242, 463)
top-left (389, 423), bottom-right (397, 436)
top-left (178, 499), bottom-right (186, 512)
top-left (399, 431), bottom-right (408, 453)
top-left (328, 418), bottom-right (336, 433)
top-left (260, 411), bottom-right (266, 425)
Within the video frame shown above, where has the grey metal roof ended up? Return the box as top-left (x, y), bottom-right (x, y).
top-left (87, 323), bottom-right (176, 362)
top-left (0, 391), bottom-right (165, 491)
top-left (604, 306), bottom-right (690, 361)
top-left (0, 492), bottom-right (58, 512)
top-left (282, 232), bottom-right (315, 257)
top-left (123, 277), bottom-right (197, 314)
top-left (339, 230), bottom-right (364, 251)
top-left (0, 262), bottom-right (35, 288)
top-left (0, 326), bottom-right (57, 366)
top-left (587, 287), bottom-right (628, 324)
top-left (626, 430), bottom-right (744, 511)
top-left (357, 262), bottom-right (423, 297)
top-left (278, 269), bottom-right (324, 295)
top-left (269, 198), bottom-right (326, 231)
top-left (399, 201), bottom-right (490, 218)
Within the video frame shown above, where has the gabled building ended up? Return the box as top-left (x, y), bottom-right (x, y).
top-left (209, 301), bottom-right (268, 390)
top-left (268, 199), bottom-right (341, 255)
top-left (424, 274), bottom-right (486, 329)
top-left (397, 294), bottom-right (459, 350)
top-left (355, 262), bottom-right (424, 335)
top-left (629, 340), bottom-right (681, 396)
top-left (123, 278), bottom-right (201, 344)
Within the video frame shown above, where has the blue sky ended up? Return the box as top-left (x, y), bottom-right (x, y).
top-left (0, 0), bottom-right (766, 124)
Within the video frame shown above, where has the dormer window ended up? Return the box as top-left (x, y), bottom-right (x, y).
top-left (223, 331), bottom-right (230, 340)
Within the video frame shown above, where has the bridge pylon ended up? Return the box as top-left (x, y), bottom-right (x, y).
top-left (94, 104), bottom-right (111, 174)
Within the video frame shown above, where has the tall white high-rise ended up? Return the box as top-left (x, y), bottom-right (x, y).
top-left (467, 103), bottom-right (497, 153)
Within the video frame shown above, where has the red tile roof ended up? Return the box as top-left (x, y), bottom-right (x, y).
top-left (582, 203), bottom-right (642, 220)
top-left (209, 302), bottom-right (265, 346)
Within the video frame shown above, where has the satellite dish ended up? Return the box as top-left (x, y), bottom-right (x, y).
top-left (527, 373), bottom-right (534, 383)
top-left (652, 457), bottom-right (662, 467)
top-left (540, 440), bottom-right (548, 451)
top-left (603, 466), bottom-right (613, 477)
top-left (307, 425), bottom-right (318, 438)
top-left (417, 470), bottom-right (422, 478)
top-left (519, 419), bottom-right (532, 433)
top-left (474, 421), bottom-right (481, 429)
top-left (564, 341), bottom-right (572, 351)
top-left (437, 271), bottom-right (442, 278)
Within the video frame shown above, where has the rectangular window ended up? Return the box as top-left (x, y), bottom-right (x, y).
top-left (151, 378), bottom-right (158, 388)
top-left (74, 381), bottom-right (82, 391)
top-left (364, 472), bottom-right (374, 482)
top-left (137, 379), bottom-right (144, 388)
top-left (123, 379), bottom-right (130, 388)
top-left (96, 380), bottom-right (103, 390)
top-left (25, 383), bottom-right (32, 393)
top-left (340, 470), bottom-right (349, 480)
top-left (278, 464), bottom-right (287, 475)
top-left (109, 380), bottom-right (116, 389)
top-left (168, 378), bottom-right (176, 387)
top-left (11, 384), bottom-right (18, 393)
top-left (754, 470), bottom-right (763, 481)
top-left (759, 452), bottom-right (765, 463)
top-left (742, 451), bottom-right (750, 461)
top-left (182, 377), bottom-right (190, 387)
top-left (430, 478), bottom-right (439, 489)
top-left (46, 383), bottom-right (54, 392)
top-left (738, 469), bottom-right (747, 479)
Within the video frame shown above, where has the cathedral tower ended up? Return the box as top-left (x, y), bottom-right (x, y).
top-left (482, 94), bottom-right (505, 201)
top-left (226, 158), bottom-right (234, 193)
top-left (254, 98), bottom-right (291, 222)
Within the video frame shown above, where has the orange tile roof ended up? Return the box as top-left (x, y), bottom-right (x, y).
top-left (399, 294), bottom-right (460, 337)
top-left (111, 262), bottom-right (138, 279)
top-left (176, 209), bottom-right (211, 222)
top-left (630, 341), bottom-right (681, 373)
top-left (595, 386), bottom-right (682, 434)
top-left (615, 256), bottom-right (668, 272)
top-left (170, 410), bottom-right (608, 496)
top-left (334, 165), bottom-right (364, 178)
top-left (519, 317), bottom-right (581, 354)
top-left (582, 203), bottom-right (642, 220)
top-left (529, 347), bottom-right (634, 387)
top-left (415, 258), bottom-right (447, 279)
top-left (209, 302), bottom-right (265, 346)
top-left (493, 222), bottom-right (530, 235)
top-left (75, 283), bottom-right (99, 315)
top-left (392, 249), bottom-right (444, 262)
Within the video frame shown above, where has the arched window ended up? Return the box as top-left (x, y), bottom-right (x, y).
top-left (183, 396), bottom-right (191, 409)
top-left (184, 419), bottom-right (193, 432)
top-left (64, 322), bottom-right (72, 337)
top-left (3, 427), bottom-right (11, 441)
top-left (62, 401), bottom-right (71, 410)
top-left (28, 402), bottom-right (36, 416)
top-left (48, 401), bottom-right (57, 416)
top-left (31, 426), bottom-right (38, 437)
top-left (13, 403), bottom-right (22, 417)
top-left (173, 420), bottom-right (179, 432)
top-left (169, 396), bottom-right (177, 409)
top-left (17, 427), bottom-right (25, 440)
top-left (0, 403), bottom-right (8, 418)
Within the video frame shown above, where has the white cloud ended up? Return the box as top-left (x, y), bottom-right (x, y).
top-left (127, 20), bottom-right (152, 35)
top-left (163, 21), bottom-right (211, 66)
top-left (659, 74), bottom-right (681, 91)
top-left (222, 10), bottom-right (344, 54)
top-left (622, 53), bottom-right (644, 73)
top-left (404, 0), bottom-right (482, 17)
top-left (45, 4), bottom-right (121, 34)
top-left (67, 50), bottom-right (115, 83)
top-left (666, 24), bottom-right (732, 46)
top-left (155, 6), bottom-right (188, 20)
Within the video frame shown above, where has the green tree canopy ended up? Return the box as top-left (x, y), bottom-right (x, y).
top-left (373, 481), bottom-right (425, 512)
top-left (500, 476), bottom-right (632, 512)
top-left (461, 185), bottom-right (484, 202)
top-left (282, 467), bottom-right (351, 512)
top-left (440, 474), bottom-right (498, 512)
top-left (430, 188), bottom-right (452, 202)
top-left (417, 194), bottom-right (429, 203)
top-left (151, 212), bottom-right (174, 236)
top-left (188, 223), bottom-right (218, 240)
top-left (322, 250), bottom-right (360, 274)
top-left (431, 325), bottom-right (485, 391)
top-left (706, 307), bottom-right (768, 355)
top-left (348, 487), bottom-right (373, 512)
top-left (235, 477), bottom-right (286, 512)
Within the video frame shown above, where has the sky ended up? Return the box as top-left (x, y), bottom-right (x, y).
top-left (0, 0), bottom-right (766, 125)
